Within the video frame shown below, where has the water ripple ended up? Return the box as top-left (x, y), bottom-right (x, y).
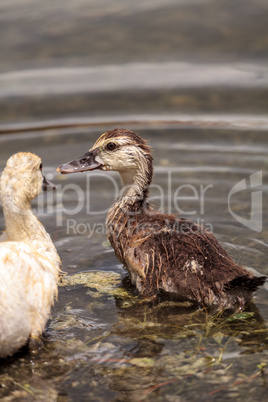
top-left (1, 62), bottom-right (267, 97)
top-left (1, 113), bottom-right (268, 135)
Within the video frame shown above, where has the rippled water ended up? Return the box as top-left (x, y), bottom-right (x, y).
top-left (0, 0), bottom-right (268, 400)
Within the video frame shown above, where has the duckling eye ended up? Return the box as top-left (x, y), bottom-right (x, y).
top-left (106, 142), bottom-right (117, 151)
top-left (39, 163), bottom-right (43, 170)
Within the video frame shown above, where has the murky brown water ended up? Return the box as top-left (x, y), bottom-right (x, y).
top-left (0, 0), bottom-right (268, 401)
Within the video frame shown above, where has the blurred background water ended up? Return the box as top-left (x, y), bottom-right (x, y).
top-left (0, 1), bottom-right (268, 401)
top-left (0, 0), bottom-right (268, 129)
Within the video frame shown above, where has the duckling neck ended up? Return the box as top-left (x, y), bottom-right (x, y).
top-left (2, 197), bottom-right (60, 274)
top-left (106, 162), bottom-right (153, 264)
top-left (118, 163), bottom-right (153, 211)
top-left (2, 198), bottom-right (53, 249)
top-left (107, 161), bottom-right (153, 226)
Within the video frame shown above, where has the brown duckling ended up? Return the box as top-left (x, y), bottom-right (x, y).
top-left (57, 128), bottom-right (266, 311)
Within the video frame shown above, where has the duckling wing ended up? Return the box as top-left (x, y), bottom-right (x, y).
top-left (124, 215), bottom-right (265, 305)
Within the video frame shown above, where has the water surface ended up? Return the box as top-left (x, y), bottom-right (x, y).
top-left (0, 0), bottom-right (268, 400)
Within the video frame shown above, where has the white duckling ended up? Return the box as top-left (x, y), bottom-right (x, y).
top-left (0, 152), bottom-right (61, 358)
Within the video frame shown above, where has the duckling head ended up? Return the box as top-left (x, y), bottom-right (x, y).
top-left (1, 152), bottom-right (55, 208)
top-left (57, 128), bottom-right (153, 186)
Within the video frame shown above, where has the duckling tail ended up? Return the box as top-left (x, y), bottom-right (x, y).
top-left (224, 275), bottom-right (267, 292)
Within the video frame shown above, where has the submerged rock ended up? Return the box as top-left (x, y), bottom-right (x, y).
top-left (60, 271), bottom-right (122, 294)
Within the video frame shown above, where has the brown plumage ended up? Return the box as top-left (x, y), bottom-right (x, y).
top-left (58, 128), bottom-right (266, 311)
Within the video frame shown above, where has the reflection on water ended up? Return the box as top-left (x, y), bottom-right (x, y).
top-left (0, 0), bottom-right (268, 400)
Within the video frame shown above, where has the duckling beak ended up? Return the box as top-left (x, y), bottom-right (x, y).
top-left (57, 149), bottom-right (102, 174)
top-left (42, 175), bottom-right (57, 191)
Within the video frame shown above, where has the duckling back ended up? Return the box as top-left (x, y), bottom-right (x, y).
top-left (0, 243), bottom-right (58, 357)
